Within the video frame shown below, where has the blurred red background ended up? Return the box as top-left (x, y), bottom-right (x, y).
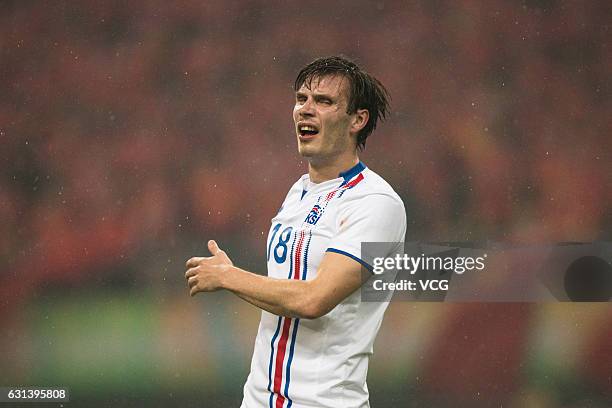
top-left (1, 1), bottom-right (610, 407)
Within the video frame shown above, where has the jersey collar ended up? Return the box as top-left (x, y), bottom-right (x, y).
top-left (301, 161), bottom-right (367, 194)
top-left (339, 161), bottom-right (366, 185)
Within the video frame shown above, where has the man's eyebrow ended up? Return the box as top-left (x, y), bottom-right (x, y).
top-left (312, 92), bottom-right (335, 100)
top-left (295, 91), bottom-right (336, 101)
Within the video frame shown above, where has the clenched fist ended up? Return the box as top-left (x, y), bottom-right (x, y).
top-left (185, 240), bottom-right (234, 296)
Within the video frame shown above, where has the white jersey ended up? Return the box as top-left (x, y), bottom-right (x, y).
top-left (241, 162), bottom-right (406, 408)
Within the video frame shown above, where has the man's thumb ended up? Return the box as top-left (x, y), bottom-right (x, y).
top-left (208, 240), bottom-right (220, 255)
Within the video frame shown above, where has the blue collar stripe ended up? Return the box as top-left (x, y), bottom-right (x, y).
top-left (339, 161), bottom-right (366, 185)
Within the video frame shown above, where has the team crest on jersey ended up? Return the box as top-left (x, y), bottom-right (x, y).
top-left (305, 204), bottom-right (322, 225)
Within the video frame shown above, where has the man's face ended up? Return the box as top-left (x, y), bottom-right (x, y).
top-left (293, 75), bottom-right (355, 162)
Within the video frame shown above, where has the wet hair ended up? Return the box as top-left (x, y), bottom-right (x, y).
top-left (294, 56), bottom-right (390, 150)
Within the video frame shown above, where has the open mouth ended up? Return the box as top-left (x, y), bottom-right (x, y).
top-left (298, 124), bottom-right (320, 138)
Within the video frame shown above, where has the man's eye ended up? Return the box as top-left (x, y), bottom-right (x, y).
top-left (319, 99), bottom-right (331, 105)
top-left (296, 96), bottom-right (307, 103)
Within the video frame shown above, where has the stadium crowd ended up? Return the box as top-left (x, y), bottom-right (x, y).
top-left (3, 1), bottom-right (609, 297)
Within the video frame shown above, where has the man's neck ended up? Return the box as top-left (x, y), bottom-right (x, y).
top-left (308, 153), bottom-right (360, 184)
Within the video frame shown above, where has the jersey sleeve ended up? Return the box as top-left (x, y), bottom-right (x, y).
top-left (326, 193), bottom-right (406, 271)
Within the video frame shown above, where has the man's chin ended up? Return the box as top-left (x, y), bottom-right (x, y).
top-left (297, 142), bottom-right (316, 158)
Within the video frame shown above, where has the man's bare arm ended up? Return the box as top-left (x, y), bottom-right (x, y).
top-left (232, 287), bottom-right (300, 317)
top-left (185, 240), bottom-right (364, 319)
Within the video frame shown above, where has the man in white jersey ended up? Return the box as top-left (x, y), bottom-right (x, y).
top-left (185, 56), bottom-right (406, 408)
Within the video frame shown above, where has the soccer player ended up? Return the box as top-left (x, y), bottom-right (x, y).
top-left (185, 56), bottom-right (406, 408)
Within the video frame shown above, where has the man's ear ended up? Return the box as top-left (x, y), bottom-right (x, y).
top-left (351, 109), bottom-right (369, 135)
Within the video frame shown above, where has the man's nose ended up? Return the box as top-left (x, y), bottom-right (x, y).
top-left (297, 98), bottom-right (315, 117)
